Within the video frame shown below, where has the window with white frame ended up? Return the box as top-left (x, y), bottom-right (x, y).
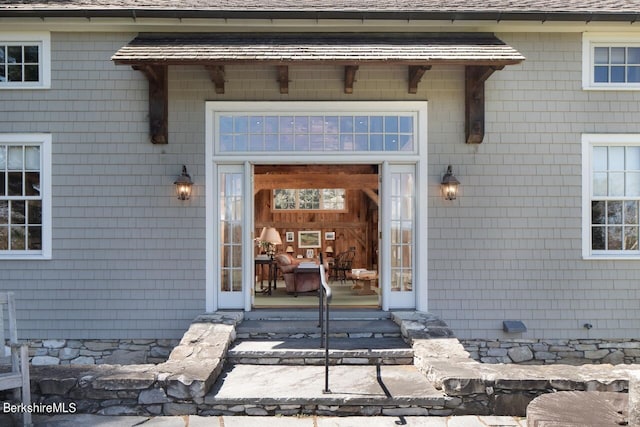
top-left (0, 32), bottom-right (51, 89)
top-left (0, 134), bottom-right (51, 259)
top-left (273, 189), bottom-right (345, 211)
top-left (583, 134), bottom-right (640, 258)
top-left (583, 33), bottom-right (640, 90)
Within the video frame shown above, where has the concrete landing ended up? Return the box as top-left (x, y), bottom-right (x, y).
top-left (206, 364), bottom-right (445, 407)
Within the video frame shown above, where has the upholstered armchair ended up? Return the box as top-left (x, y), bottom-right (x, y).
top-left (273, 253), bottom-right (328, 295)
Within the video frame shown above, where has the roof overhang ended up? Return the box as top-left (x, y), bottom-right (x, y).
top-left (112, 33), bottom-right (525, 66)
top-left (112, 33), bottom-right (524, 145)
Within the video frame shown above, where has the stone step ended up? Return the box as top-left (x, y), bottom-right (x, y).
top-left (205, 364), bottom-right (451, 417)
top-left (243, 309), bottom-right (392, 321)
top-left (228, 337), bottom-right (413, 365)
top-left (235, 319), bottom-right (402, 340)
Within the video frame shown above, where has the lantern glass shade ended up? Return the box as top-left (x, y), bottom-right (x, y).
top-left (174, 165), bottom-right (193, 200)
top-left (441, 165), bottom-right (460, 200)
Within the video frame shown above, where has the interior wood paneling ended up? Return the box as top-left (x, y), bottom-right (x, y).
top-left (255, 165), bottom-right (378, 271)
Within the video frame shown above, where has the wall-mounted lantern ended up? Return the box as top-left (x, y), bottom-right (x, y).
top-left (174, 165), bottom-right (193, 200)
top-left (441, 165), bottom-right (460, 200)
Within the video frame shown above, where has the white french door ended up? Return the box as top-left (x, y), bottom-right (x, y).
top-left (214, 163), bottom-right (253, 309)
top-left (206, 101), bottom-right (428, 312)
top-left (381, 163), bottom-right (417, 309)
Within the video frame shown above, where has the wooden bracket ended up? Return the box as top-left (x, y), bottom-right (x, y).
top-left (408, 65), bottom-right (431, 94)
top-left (277, 65), bottom-right (289, 94)
top-left (133, 64), bottom-right (168, 144)
top-left (205, 65), bottom-right (226, 94)
top-left (465, 65), bottom-right (504, 144)
top-left (344, 65), bottom-right (359, 94)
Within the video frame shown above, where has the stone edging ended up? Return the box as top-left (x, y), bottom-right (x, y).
top-left (461, 338), bottom-right (640, 365)
top-left (28, 339), bottom-right (179, 366)
top-left (26, 312), bottom-right (242, 416)
top-left (392, 311), bottom-right (638, 417)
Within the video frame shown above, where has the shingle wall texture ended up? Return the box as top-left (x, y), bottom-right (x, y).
top-left (1, 31), bottom-right (640, 340)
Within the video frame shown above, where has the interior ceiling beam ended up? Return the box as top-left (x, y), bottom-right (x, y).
top-left (465, 65), bottom-right (504, 144)
top-left (132, 64), bottom-right (168, 144)
top-left (205, 65), bottom-right (225, 94)
top-left (254, 173), bottom-right (378, 190)
top-left (256, 221), bottom-right (367, 230)
top-left (344, 65), bottom-right (359, 94)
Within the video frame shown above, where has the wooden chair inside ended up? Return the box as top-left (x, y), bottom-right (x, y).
top-left (333, 249), bottom-right (356, 284)
top-left (0, 292), bottom-right (31, 427)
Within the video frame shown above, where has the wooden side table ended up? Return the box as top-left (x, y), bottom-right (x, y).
top-left (352, 270), bottom-right (378, 295)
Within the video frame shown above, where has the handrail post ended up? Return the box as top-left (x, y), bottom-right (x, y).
top-left (318, 253), bottom-right (331, 394)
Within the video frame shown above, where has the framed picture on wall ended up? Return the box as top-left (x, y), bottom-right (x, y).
top-left (285, 231), bottom-right (295, 242)
top-left (298, 230), bottom-right (321, 248)
top-left (305, 249), bottom-right (315, 259)
top-left (325, 231), bottom-right (335, 241)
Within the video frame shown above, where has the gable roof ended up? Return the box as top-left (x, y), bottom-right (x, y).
top-left (1, 1), bottom-right (640, 22)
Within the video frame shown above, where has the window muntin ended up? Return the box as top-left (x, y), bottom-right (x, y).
top-left (216, 113), bottom-right (415, 153)
top-left (0, 144), bottom-right (41, 252)
top-left (590, 145), bottom-right (640, 252)
top-left (594, 46), bottom-right (640, 84)
top-left (0, 134), bottom-right (51, 259)
top-left (273, 188), bottom-right (345, 211)
top-left (0, 44), bottom-right (40, 83)
top-left (583, 34), bottom-right (640, 90)
top-left (0, 33), bottom-right (50, 89)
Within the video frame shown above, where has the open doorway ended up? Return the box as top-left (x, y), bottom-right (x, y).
top-left (253, 164), bottom-right (380, 308)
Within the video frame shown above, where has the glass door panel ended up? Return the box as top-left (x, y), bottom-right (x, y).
top-left (217, 166), bottom-right (245, 308)
top-left (384, 164), bottom-right (416, 308)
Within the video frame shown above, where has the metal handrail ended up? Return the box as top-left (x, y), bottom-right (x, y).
top-left (318, 253), bottom-right (332, 394)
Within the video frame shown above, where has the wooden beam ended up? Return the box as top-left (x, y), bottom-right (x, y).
top-left (465, 65), bottom-right (504, 144)
top-left (362, 188), bottom-right (379, 206)
top-left (277, 65), bottom-right (289, 94)
top-left (133, 65), bottom-right (168, 144)
top-left (344, 65), bottom-right (359, 94)
top-left (254, 173), bottom-right (378, 191)
top-left (205, 65), bottom-right (225, 94)
top-left (408, 65), bottom-right (431, 94)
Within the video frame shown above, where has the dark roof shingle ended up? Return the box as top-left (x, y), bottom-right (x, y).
top-left (1, 1), bottom-right (640, 20)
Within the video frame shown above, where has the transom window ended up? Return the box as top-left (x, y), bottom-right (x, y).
top-left (273, 189), bottom-right (345, 211)
top-left (583, 134), bottom-right (640, 258)
top-left (583, 34), bottom-right (640, 90)
top-left (0, 32), bottom-right (50, 89)
top-left (0, 134), bottom-right (51, 259)
top-left (216, 113), bottom-right (415, 153)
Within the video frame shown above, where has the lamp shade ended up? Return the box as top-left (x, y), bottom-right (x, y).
top-left (259, 227), bottom-right (282, 245)
top-left (285, 246), bottom-right (294, 254)
top-left (325, 246), bottom-right (334, 254)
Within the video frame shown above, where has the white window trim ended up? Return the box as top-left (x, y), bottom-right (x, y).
top-left (0, 133), bottom-right (52, 260)
top-left (582, 32), bottom-right (640, 91)
top-left (0, 32), bottom-right (51, 90)
top-left (582, 133), bottom-right (640, 260)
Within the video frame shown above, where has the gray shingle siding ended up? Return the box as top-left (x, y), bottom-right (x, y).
top-left (2, 29), bottom-right (640, 341)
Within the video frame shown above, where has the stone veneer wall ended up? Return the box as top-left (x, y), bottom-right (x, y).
top-left (26, 339), bottom-right (180, 366)
top-left (461, 339), bottom-right (640, 365)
